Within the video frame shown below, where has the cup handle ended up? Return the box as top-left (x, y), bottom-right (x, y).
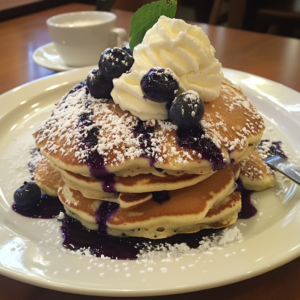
top-left (111, 27), bottom-right (128, 47)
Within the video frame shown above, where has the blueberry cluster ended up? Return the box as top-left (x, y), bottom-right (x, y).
top-left (140, 68), bottom-right (205, 129)
top-left (87, 47), bottom-right (134, 99)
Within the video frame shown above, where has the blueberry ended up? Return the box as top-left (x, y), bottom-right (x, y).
top-left (86, 69), bottom-right (113, 99)
top-left (122, 46), bottom-right (133, 56)
top-left (169, 91), bottom-right (205, 129)
top-left (98, 47), bottom-right (134, 80)
top-left (141, 68), bottom-right (179, 103)
top-left (13, 182), bottom-right (41, 208)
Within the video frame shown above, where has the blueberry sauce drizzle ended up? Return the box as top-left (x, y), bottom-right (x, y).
top-left (177, 125), bottom-right (226, 171)
top-left (78, 99), bottom-right (116, 191)
top-left (133, 120), bottom-right (156, 166)
top-left (95, 201), bottom-right (119, 233)
top-left (13, 194), bottom-right (64, 219)
top-left (97, 174), bottom-right (117, 193)
top-left (235, 178), bottom-right (257, 219)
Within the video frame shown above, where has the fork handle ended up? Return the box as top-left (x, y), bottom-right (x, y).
top-left (264, 156), bottom-right (300, 185)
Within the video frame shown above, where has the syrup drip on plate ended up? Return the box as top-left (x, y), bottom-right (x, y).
top-left (235, 178), bottom-right (257, 219)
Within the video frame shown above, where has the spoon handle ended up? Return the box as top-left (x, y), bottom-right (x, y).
top-left (264, 155), bottom-right (300, 185)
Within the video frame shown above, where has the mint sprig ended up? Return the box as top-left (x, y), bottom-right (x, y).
top-left (129, 0), bottom-right (177, 51)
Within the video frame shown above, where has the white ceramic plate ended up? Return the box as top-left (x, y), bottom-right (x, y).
top-left (32, 42), bottom-right (129, 72)
top-left (0, 68), bottom-right (300, 297)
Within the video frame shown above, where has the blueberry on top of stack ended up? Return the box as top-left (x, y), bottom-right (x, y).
top-left (86, 47), bottom-right (134, 99)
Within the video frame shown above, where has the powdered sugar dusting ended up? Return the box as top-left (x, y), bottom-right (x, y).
top-left (34, 84), bottom-right (215, 169)
top-left (240, 152), bottom-right (273, 179)
top-left (201, 83), bottom-right (265, 150)
top-left (137, 227), bottom-right (243, 261)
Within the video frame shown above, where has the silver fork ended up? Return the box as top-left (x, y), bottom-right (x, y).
top-left (264, 155), bottom-right (300, 185)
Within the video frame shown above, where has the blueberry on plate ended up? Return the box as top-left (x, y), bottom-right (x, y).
top-left (169, 91), bottom-right (205, 129)
top-left (13, 181), bottom-right (41, 208)
top-left (98, 47), bottom-right (134, 80)
top-left (141, 68), bottom-right (179, 103)
top-left (86, 68), bottom-right (113, 99)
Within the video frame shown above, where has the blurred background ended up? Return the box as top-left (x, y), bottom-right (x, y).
top-left (1, 0), bottom-right (300, 38)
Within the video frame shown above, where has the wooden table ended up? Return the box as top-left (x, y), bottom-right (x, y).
top-left (1, 3), bottom-right (300, 300)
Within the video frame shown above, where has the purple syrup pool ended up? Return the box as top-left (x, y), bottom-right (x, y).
top-left (13, 194), bottom-right (64, 218)
top-left (12, 187), bottom-right (222, 259)
top-left (12, 188), bottom-right (249, 260)
top-left (177, 125), bottom-right (226, 171)
top-left (61, 215), bottom-right (222, 260)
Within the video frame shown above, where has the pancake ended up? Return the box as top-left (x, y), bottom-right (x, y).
top-left (239, 150), bottom-right (276, 191)
top-left (58, 164), bottom-right (240, 239)
top-left (35, 157), bottom-right (187, 209)
top-left (64, 192), bottom-right (241, 238)
top-left (34, 158), bottom-right (212, 209)
top-left (33, 80), bottom-right (264, 178)
top-left (51, 161), bottom-right (215, 195)
top-left (34, 157), bottom-right (61, 196)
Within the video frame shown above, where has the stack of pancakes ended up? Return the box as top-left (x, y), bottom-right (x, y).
top-left (33, 80), bottom-right (274, 239)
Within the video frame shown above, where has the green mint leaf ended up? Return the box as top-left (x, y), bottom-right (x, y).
top-left (129, 0), bottom-right (177, 51)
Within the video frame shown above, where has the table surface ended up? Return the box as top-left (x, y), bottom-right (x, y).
top-left (1, 3), bottom-right (300, 300)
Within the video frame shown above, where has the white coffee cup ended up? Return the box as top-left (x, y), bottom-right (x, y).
top-left (47, 11), bottom-right (127, 67)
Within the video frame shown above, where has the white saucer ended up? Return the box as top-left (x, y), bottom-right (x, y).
top-left (32, 42), bottom-right (129, 72)
top-left (32, 43), bottom-right (75, 72)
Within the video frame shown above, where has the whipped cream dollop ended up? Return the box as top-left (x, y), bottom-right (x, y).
top-left (111, 16), bottom-right (223, 120)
